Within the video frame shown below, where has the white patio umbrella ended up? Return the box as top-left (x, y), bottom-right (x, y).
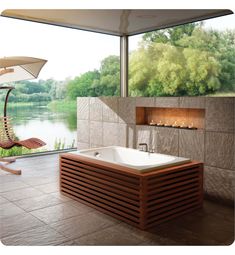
top-left (0, 56), bottom-right (47, 84)
top-left (0, 56), bottom-right (47, 175)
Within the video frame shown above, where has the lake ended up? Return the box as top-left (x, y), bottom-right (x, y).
top-left (6, 103), bottom-right (77, 151)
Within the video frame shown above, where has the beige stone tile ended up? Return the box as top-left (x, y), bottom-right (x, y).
top-left (51, 192), bottom-right (72, 202)
top-left (77, 119), bottom-right (89, 143)
top-left (179, 97), bottom-right (205, 109)
top-left (204, 166), bottom-right (234, 203)
top-left (89, 121), bottom-right (103, 146)
top-left (155, 127), bottom-right (179, 156)
top-left (155, 97), bottom-right (179, 108)
top-left (136, 125), bottom-right (153, 149)
top-left (136, 97), bottom-right (155, 107)
top-left (179, 129), bottom-right (204, 162)
top-left (118, 97), bottom-right (136, 124)
top-left (1, 225), bottom-right (69, 246)
top-left (34, 182), bottom-right (59, 194)
top-left (101, 97), bottom-right (118, 122)
top-left (14, 194), bottom-right (63, 212)
top-left (30, 202), bottom-right (86, 224)
top-left (89, 97), bottom-right (103, 121)
top-left (103, 122), bottom-right (119, 146)
top-left (77, 97), bottom-right (89, 120)
top-left (0, 196), bottom-right (9, 205)
top-left (0, 202), bottom-right (25, 219)
top-left (118, 124), bottom-right (135, 148)
top-left (0, 212), bottom-right (45, 238)
top-left (0, 181), bottom-right (30, 193)
top-left (50, 211), bottom-right (119, 240)
top-left (77, 142), bottom-right (89, 150)
top-left (205, 132), bottom-right (234, 170)
top-left (205, 97), bottom-right (234, 132)
top-left (73, 223), bottom-right (144, 245)
top-left (1, 187), bottom-right (44, 202)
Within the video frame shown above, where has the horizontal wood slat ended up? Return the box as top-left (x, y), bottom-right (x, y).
top-left (60, 154), bottom-right (203, 230)
top-left (61, 157), bottom-right (140, 184)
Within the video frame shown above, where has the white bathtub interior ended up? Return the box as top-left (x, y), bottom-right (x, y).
top-left (70, 146), bottom-right (191, 172)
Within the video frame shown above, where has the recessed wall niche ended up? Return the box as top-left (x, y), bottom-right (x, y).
top-left (136, 107), bottom-right (205, 130)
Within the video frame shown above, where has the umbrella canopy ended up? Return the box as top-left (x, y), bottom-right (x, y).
top-left (0, 56), bottom-right (47, 84)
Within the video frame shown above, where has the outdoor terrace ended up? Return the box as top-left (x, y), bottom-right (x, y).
top-left (0, 153), bottom-right (234, 246)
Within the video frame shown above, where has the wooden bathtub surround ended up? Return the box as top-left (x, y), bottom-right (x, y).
top-left (136, 107), bottom-right (205, 130)
top-left (60, 153), bottom-right (203, 230)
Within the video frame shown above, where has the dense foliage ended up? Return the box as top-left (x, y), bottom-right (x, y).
top-left (0, 22), bottom-right (234, 100)
top-left (129, 23), bottom-right (235, 96)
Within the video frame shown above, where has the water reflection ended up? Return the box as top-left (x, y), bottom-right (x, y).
top-left (6, 103), bottom-right (77, 151)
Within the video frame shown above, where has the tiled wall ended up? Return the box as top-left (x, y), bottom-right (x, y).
top-left (77, 97), bottom-right (235, 205)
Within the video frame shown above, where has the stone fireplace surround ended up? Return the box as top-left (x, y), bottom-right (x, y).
top-left (77, 97), bottom-right (235, 205)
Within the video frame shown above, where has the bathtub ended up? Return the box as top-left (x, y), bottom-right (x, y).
top-left (60, 146), bottom-right (203, 229)
top-left (70, 146), bottom-right (191, 173)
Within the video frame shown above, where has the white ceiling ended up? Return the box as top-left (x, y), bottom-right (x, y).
top-left (1, 9), bottom-right (233, 36)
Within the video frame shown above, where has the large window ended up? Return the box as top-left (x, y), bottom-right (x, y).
top-left (0, 17), bottom-right (120, 156)
top-left (129, 14), bottom-right (235, 97)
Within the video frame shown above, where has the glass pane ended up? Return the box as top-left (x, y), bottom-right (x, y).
top-left (129, 14), bottom-right (235, 97)
top-left (0, 17), bottom-right (120, 156)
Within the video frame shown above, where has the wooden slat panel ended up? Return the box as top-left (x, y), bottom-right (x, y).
top-left (147, 186), bottom-right (200, 207)
top-left (148, 178), bottom-right (200, 195)
top-left (61, 174), bottom-right (140, 206)
top-left (61, 171), bottom-right (139, 201)
top-left (61, 162), bottom-right (140, 190)
top-left (61, 165), bottom-right (140, 195)
top-left (61, 179), bottom-right (140, 212)
top-left (148, 173), bottom-right (200, 190)
top-left (146, 199), bottom-right (200, 224)
top-left (147, 183), bottom-right (199, 204)
top-left (148, 167), bottom-right (199, 184)
top-left (61, 158), bottom-right (140, 184)
top-left (148, 192), bottom-right (199, 217)
top-left (61, 187), bottom-right (140, 223)
top-left (146, 204), bottom-right (202, 229)
top-left (61, 190), bottom-right (140, 228)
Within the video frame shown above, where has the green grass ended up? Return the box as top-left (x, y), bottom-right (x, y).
top-left (0, 147), bottom-right (45, 157)
top-left (206, 92), bottom-right (235, 97)
top-left (48, 100), bottom-right (77, 112)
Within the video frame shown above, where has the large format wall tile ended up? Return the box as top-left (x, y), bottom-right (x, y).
top-left (89, 97), bottom-right (103, 121)
top-left (90, 121), bottom-right (103, 146)
top-left (136, 97), bottom-right (155, 107)
top-left (205, 132), bottom-right (234, 170)
top-left (118, 124), bottom-right (135, 148)
top-left (136, 126), bottom-right (153, 149)
top-left (77, 120), bottom-right (89, 143)
top-left (205, 97), bottom-right (234, 132)
top-left (77, 97), bottom-right (89, 120)
top-left (103, 122), bottom-right (119, 146)
top-left (204, 166), bottom-right (234, 204)
top-left (101, 97), bottom-right (119, 123)
top-left (155, 97), bottom-right (179, 108)
top-left (118, 98), bottom-right (136, 124)
top-left (179, 129), bottom-right (204, 162)
top-left (154, 127), bottom-right (179, 156)
top-left (77, 142), bottom-right (89, 150)
top-left (179, 97), bottom-right (205, 109)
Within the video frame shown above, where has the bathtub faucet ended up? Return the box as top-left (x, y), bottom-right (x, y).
top-left (138, 143), bottom-right (148, 152)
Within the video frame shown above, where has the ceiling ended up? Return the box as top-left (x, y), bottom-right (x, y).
top-left (1, 9), bottom-right (233, 36)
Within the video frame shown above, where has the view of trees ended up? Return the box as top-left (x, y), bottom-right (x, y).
top-left (129, 23), bottom-right (235, 96)
top-left (1, 21), bottom-right (234, 101)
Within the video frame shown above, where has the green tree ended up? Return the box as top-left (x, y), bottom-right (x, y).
top-left (66, 70), bottom-right (100, 99)
top-left (97, 55), bottom-right (120, 96)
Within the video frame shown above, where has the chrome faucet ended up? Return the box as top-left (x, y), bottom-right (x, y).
top-left (138, 143), bottom-right (148, 152)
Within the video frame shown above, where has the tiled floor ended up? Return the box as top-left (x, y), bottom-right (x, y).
top-left (0, 153), bottom-right (234, 246)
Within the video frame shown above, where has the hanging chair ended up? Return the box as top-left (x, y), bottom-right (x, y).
top-left (0, 86), bottom-right (46, 175)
